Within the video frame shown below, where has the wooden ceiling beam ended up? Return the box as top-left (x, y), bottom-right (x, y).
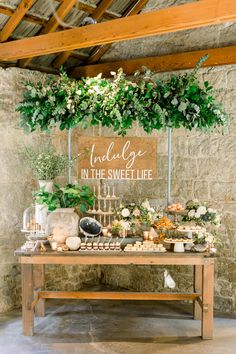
top-left (0, 1), bottom-right (119, 29)
top-left (0, 0), bottom-right (36, 42)
top-left (71, 45), bottom-right (236, 78)
top-left (53, 0), bottom-right (114, 69)
top-left (19, 0), bottom-right (77, 68)
top-left (85, 0), bottom-right (149, 65)
top-left (62, 0), bottom-right (120, 20)
top-left (0, 4), bottom-right (46, 26)
top-left (0, 0), bottom-right (236, 61)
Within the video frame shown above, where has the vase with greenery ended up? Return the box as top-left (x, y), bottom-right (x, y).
top-left (34, 184), bottom-right (96, 239)
top-left (24, 142), bottom-right (70, 195)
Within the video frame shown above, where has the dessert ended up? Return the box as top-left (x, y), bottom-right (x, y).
top-left (124, 241), bottom-right (166, 253)
top-left (167, 203), bottom-right (184, 212)
top-left (155, 216), bottom-right (175, 230)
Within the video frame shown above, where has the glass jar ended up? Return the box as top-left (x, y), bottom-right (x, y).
top-left (23, 205), bottom-right (45, 233)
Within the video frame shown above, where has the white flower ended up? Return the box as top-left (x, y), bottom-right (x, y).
top-left (206, 234), bottom-right (214, 243)
top-left (148, 207), bottom-right (155, 213)
top-left (197, 232), bottom-right (205, 239)
top-left (171, 97), bottom-right (178, 106)
top-left (195, 212), bottom-right (201, 218)
top-left (121, 221), bottom-right (131, 231)
top-left (142, 200), bottom-right (151, 210)
top-left (133, 208), bottom-right (140, 217)
top-left (178, 101), bottom-right (188, 112)
top-left (197, 206), bottom-right (207, 215)
top-left (188, 209), bottom-right (195, 218)
top-left (121, 208), bottom-right (130, 218)
top-left (93, 85), bottom-right (100, 93)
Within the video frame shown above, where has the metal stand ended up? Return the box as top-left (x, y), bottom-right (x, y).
top-left (68, 128), bottom-right (72, 184)
top-left (167, 128), bottom-right (172, 205)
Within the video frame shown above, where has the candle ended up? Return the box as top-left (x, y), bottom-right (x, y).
top-left (107, 186), bottom-right (110, 198)
top-left (51, 241), bottom-right (57, 251)
top-left (143, 231), bottom-right (149, 240)
top-left (102, 227), bottom-right (108, 237)
top-left (112, 186), bottom-right (115, 198)
top-left (98, 185), bottom-right (101, 197)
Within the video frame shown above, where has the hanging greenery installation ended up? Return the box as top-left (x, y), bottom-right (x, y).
top-left (16, 56), bottom-right (228, 136)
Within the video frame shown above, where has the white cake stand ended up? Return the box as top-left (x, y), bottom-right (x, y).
top-left (164, 240), bottom-right (193, 252)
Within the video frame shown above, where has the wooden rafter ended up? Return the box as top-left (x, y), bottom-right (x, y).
top-left (53, 0), bottom-right (114, 69)
top-left (0, 0), bottom-right (36, 42)
top-left (60, 0), bottom-right (120, 20)
top-left (0, 0), bottom-right (236, 61)
top-left (0, 4), bottom-right (46, 26)
top-left (70, 45), bottom-right (236, 78)
top-left (85, 0), bottom-right (149, 66)
top-left (19, 0), bottom-right (77, 68)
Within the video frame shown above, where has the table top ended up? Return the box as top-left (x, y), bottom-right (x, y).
top-left (15, 246), bottom-right (215, 258)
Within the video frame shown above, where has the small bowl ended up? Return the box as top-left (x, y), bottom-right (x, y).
top-left (80, 217), bottom-right (102, 237)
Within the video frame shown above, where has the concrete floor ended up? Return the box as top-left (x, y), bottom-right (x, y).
top-left (0, 300), bottom-right (236, 354)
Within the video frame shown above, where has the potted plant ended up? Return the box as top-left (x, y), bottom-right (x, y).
top-left (34, 184), bottom-right (95, 242)
top-left (24, 142), bottom-right (69, 192)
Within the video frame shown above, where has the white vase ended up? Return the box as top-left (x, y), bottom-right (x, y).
top-left (46, 208), bottom-right (79, 240)
top-left (38, 180), bottom-right (53, 193)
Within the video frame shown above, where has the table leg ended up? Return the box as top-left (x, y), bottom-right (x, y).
top-left (21, 263), bottom-right (34, 336)
top-left (194, 265), bottom-right (202, 320)
top-left (33, 264), bottom-right (45, 317)
top-left (201, 262), bottom-right (214, 339)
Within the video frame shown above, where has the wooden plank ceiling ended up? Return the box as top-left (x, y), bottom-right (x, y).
top-left (0, 0), bottom-right (235, 77)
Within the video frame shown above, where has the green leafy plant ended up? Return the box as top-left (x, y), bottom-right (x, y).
top-left (34, 183), bottom-right (96, 212)
top-left (24, 142), bottom-right (69, 180)
top-left (16, 57), bottom-right (228, 136)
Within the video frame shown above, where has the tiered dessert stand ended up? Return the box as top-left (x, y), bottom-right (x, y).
top-left (86, 184), bottom-right (120, 227)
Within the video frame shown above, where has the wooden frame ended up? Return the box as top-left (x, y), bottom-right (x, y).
top-left (71, 45), bottom-right (236, 78)
top-left (16, 250), bottom-right (215, 340)
top-left (0, 0), bottom-right (236, 61)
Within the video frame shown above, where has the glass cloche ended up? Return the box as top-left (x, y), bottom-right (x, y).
top-left (22, 205), bottom-right (47, 236)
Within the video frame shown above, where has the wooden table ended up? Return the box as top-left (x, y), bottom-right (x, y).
top-left (15, 249), bottom-right (215, 339)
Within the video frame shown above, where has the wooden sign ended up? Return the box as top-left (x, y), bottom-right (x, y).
top-left (78, 136), bottom-right (157, 180)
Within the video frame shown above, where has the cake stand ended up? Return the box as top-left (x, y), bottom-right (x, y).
top-left (164, 239), bottom-right (193, 252)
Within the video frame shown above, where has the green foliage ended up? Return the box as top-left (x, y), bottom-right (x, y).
top-left (24, 142), bottom-right (69, 180)
top-left (34, 183), bottom-right (96, 212)
top-left (16, 58), bottom-right (228, 135)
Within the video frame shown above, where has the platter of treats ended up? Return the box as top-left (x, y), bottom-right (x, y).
top-left (165, 203), bottom-right (185, 214)
top-left (164, 237), bottom-right (193, 244)
top-left (124, 241), bottom-right (166, 252)
top-left (80, 240), bottom-right (121, 251)
top-left (155, 216), bottom-right (175, 230)
top-left (177, 225), bottom-right (205, 233)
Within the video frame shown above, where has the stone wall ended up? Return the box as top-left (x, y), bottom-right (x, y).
top-left (0, 63), bottom-right (236, 315)
top-left (0, 67), bottom-right (101, 312)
